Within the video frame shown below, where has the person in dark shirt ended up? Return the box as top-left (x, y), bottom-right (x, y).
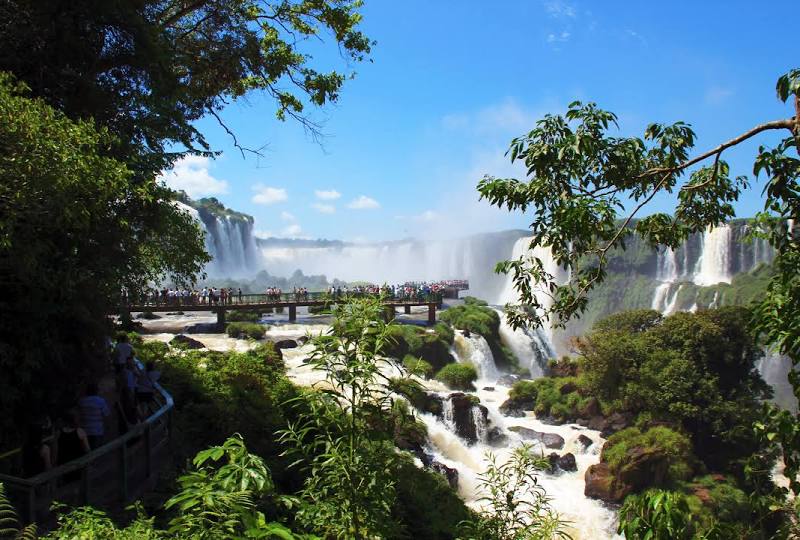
top-left (22, 423), bottom-right (52, 478)
top-left (57, 409), bottom-right (90, 483)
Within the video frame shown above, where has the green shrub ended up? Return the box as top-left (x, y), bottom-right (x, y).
top-left (225, 321), bottom-right (265, 339)
top-left (435, 363), bottom-right (477, 391)
top-left (439, 298), bottom-right (517, 369)
top-left (227, 310), bottom-right (260, 322)
top-left (604, 426), bottom-right (693, 483)
top-left (403, 355), bottom-right (434, 378)
top-left (386, 324), bottom-right (455, 371)
top-left (508, 380), bottom-right (538, 402)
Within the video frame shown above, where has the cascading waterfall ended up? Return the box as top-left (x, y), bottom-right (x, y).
top-left (453, 332), bottom-right (500, 382)
top-left (495, 308), bottom-right (553, 378)
top-left (693, 225), bottom-right (733, 286)
top-left (651, 248), bottom-right (678, 311)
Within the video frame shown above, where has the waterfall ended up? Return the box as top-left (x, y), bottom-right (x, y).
top-left (663, 284), bottom-right (683, 315)
top-left (693, 225), bottom-right (733, 286)
top-left (453, 332), bottom-right (500, 382)
top-left (757, 353), bottom-right (798, 413)
top-left (471, 407), bottom-right (489, 444)
top-left (651, 248), bottom-right (678, 311)
top-left (175, 201), bottom-right (260, 277)
top-left (495, 308), bottom-right (553, 378)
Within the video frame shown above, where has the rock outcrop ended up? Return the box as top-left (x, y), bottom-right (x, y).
top-left (447, 393), bottom-right (488, 444)
top-left (507, 426), bottom-right (565, 449)
top-left (170, 334), bottom-right (205, 349)
top-left (584, 444), bottom-right (671, 503)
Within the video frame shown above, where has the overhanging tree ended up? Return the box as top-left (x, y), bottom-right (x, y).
top-left (477, 68), bottom-right (800, 496)
top-left (0, 0), bottom-right (372, 446)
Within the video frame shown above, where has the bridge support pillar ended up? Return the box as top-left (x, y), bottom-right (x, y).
top-left (404, 305), bottom-right (411, 315)
top-left (289, 305), bottom-right (297, 322)
top-left (216, 309), bottom-right (226, 330)
top-left (428, 304), bottom-right (436, 325)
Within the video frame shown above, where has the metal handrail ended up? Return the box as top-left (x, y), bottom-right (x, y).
top-left (0, 372), bottom-right (174, 524)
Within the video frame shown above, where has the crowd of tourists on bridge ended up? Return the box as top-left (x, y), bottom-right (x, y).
top-left (20, 334), bottom-right (161, 478)
top-left (324, 281), bottom-right (451, 302)
top-left (126, 287), bottom-right (245, 306)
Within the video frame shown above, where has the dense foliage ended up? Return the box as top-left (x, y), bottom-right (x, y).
top-left (226, 321), bottom-right (267, 339)
top-left (0, 75), bottom-right (207, 444)
top-left (477, 69), bottom-right (800, 530)
top-left (385, 323), bottom-right (455, 372)
top-left (435, 364), bottom-right (478, 391)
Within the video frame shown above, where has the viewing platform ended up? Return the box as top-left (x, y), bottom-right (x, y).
top-left (117, 290), bottom-right (465, 325)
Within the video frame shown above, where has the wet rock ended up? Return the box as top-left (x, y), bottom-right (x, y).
top-left (273, 339), bottom-right (298, 350)
top-left (487, 427), bottom-right (508, 447)
top-left (135, 311), bottom-right (161, 320)
top-left (170, 334), bottom-right (205, 349)
top-left (296, 336), bottom-right (309, 345)
top-left (447, 393), bottom-right (488, 444)
top-left (482, 386), bottom-right (495, 391)
top-left (498, 397), bottom-right (535, 417)
top-left (507, 426), bottom-right (565, 449)
top-left (184, 322), bottom-right (220, 334)
top-left (548, 357), bottom-right (578, 378)
top-left (577, 434), bottom-right (594, 450)
top-left (585, 463), bottom-right (626, 502)
top-left (496, 374), bottom-right (522, 387)
top-left (431, 461), bottom-right (459, 490)
top-left (558, 452), bottom-right (577, 472)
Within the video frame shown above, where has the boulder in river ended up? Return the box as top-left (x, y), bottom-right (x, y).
top-left (184, 322), bottom-right (219, 334)
top-left (431, 461), bottom-right (459, 490)
top-left (447, 393), bottom-right (488, 444)
top-left (170, 334), bottom-right (205, 349)
top-left (487, 427), bottom-right (508, 447)
top-left (507, 426), bottom-right (565, 449)
top-left (499, 397), bottom-right (535, 418)
top-left (273, 339), bottom-right (298, 350)
top-left (496, 374), bottom-right (522, 387)
top-left (584, 445), bottom-right (670, 503)
top-left (557, 452), bottom-right (577, 472)
top-left (577, 434), bottom-right (594, 450)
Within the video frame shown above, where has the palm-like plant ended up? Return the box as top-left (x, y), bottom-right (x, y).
top-left (0, 483), bottom-right (36, 540)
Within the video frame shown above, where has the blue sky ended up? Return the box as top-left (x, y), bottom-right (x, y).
top-left (160, 0), bottom-right (799, 242)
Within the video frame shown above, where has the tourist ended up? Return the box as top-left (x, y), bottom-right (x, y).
top-left (237, 288), bottom-right (243, 303)
top-left (78, 382), bottom-right (110, 450)
top-left (57, 409), bottom-right (90, 482)
top-left (112, 333), bottom-right (134, 374)
top-left (136, 361), bottom-right (161, 416)
top-left (22, 422), bottom-right (52, 477)
top-left (120, 356), bottom-right (140, 424)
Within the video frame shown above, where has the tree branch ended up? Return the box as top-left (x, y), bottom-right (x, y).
top-left (637, 118), bottom-right (796, 179)
top-left (207, 108), bottom-right (266, 158)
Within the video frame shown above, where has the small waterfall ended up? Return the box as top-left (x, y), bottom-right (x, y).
top-left (471, 407), bottom-right (488, 444)
top-left (663, 284), bottom-right (683, 315)
top-left (495, 308), bottom-right (553, 378)
top-left (693, 226), bottom-right (733, 286)
top-left (453, 333), bottom-right (500, 382)
top-left (442, 396), bottom-right (455, 429)
top-left (651, 248), bottom-right (678, 312)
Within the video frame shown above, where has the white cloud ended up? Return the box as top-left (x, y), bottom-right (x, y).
top-left (544, 0), bottom-right (576, 18)
top-left (252, 184), bottom-right (288, 205)
top-left (282, 224), bottom-right (303, 237)
top-left (280, 211), bottom-right (295, 221)
top-left (315, 189), bottom-right (341, 200)
top-left (312, 202), bottom-right (336, 214)
top-left (347, 195), bottom-right (380, 210)
top-left (546, 31), bottom-right (571, 43)
top-left (159, 155), bottom-right (228, 198)
top-left (254, 229), bottom-right (274, 239)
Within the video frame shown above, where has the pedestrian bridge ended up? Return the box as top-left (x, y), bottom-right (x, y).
top-left (119, 292), bottom-right (445, 325)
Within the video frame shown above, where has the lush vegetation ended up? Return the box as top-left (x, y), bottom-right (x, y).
top-left (227, 310), bottom-right (261, 323)
top-left (225, 322), bottom-right (267, 340)
top-left (440, 297), bottom-right (517, 370)
top-left (435, 364), bottom-right (478, 391)
top-left (479, 68), bottom-right (800, 535)
top-left (385, 323), bottom-right (455, 372)
top-left (0, 0), bottom-right (373, 446)
top-left (403, 355), bottom-right (435, 379)
top-left (507, 307), bottom-right (779, 536)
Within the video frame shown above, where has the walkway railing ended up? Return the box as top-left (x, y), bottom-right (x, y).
top-left (0, 376), bottom-right (173, 525)
top-left (123, 291), bottom-right (445, 308)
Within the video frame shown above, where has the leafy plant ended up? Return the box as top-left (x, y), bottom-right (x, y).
top-left (436, 363), bottom-right (478, 391)
top-left (0, 483), bottom-right (36, 540)
top-left (457, 445), bottom-right (569, 540)
top-left (279, 298), bottom-right (401, 539)
top-left (617, 489), bottom-right (694, 540)
top-left (403, 355), bottom-right (434, 378)
top-left (226, 322), bottom-right (267, 340)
